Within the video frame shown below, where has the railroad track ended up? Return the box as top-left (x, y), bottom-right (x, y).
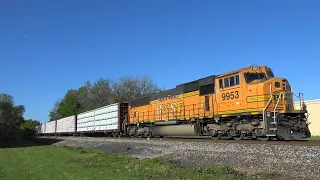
top-left (39, 135), bottom-right (320, 147)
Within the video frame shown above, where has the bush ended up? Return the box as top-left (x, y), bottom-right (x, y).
top-left (20, 128), bottom-right (36, 140)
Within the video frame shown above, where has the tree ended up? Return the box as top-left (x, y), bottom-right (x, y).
top-left (48, 74), bottom-right (163, 120)
top-left (0, 100), bottom-right (17, 138)
top-left (0, 93), bottom-right (27, 140)
top-left (21, 119), bottom-right (40, 130)
top-left (112, 75), bottom-right (162, 102)
top-left (18, 119), bottom-right (40, 140)
top-left (63, 78), bottom-right (116, 114)
top-left (57, 90), bottom-right (79, 118)
top-left (84, 78), bottom-right (115, 110)
top-left (0, 93), bottom-right (14, 105)
top-left (49, 100), bottom-right (62, 121)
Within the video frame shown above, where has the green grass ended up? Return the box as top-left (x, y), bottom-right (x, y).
top-left (0, 140), bottom-right (272, 180)
top-left (307, 136), bottom-right (320, 140)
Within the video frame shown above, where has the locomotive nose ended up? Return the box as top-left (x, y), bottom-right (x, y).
top-left (272, 78), bottom-right (290, 91)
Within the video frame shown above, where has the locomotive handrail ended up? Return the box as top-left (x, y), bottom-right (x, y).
top-left (272, 91), bottom-right (306, 124)
top-left (262, 93), bottom-right (273, 130)
top-left (273, 91), bottom-right (286, 124)
top-left (262, 83), bottom-right (274, 130)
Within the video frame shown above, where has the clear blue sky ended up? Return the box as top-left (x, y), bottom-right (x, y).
top-left (1, 0), bottom-right (319, 123)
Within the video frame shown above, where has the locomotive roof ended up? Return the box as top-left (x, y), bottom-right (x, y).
top-left (216, 65), bottom-right (268, 78)
top-left (128, 65), bottom-right (269, 107)
top-left (129, 74), bottom-right (216, 107)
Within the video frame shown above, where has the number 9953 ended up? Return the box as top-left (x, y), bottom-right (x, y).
top-left (222, 91), bottom-right (239, 101)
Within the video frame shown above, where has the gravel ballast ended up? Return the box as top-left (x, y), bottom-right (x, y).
top-left (49, 136), bottom-right (320, 179)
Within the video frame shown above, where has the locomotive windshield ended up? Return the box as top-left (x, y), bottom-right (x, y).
top-left (266, 68), bottom-right (275, 78)
top-left (244, 72), bottom-right (266, 83)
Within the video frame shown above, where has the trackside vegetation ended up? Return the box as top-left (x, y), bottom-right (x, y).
top-left (49, 75), bottom-right (163, 122)
top-left (0, 140), bottom-right (277, 180)
top-left (0, 75), bottom-right (161, 141)
top-left (307, 136), bottom-right (320, 140)
top-left (0, 93), bottom-right (39, 141)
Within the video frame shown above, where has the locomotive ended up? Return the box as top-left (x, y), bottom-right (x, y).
top-left (125, 65), bottom-right (311, 140)
top-left (37, 65), bottom-right (311, 141)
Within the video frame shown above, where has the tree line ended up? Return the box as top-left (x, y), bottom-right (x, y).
top-left (0, 93), bottom-right (40, 141)
top-left (49, 75), bottom-right (163, 121)
top-left (0, 74), bottom-right (162, 141)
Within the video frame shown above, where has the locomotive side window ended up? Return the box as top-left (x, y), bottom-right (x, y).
top-left (235, 75), bottom-right (240, 84)
top-left (219, 74), bottom-right (240, 89)
top-left (230, 76), bottom-right (235, 86)
top-left (205, 95), bottom-right (209, 111)
top-left (219, 79), bottom-right (223, 89)
top-left (224, 78), bottom-right (230, 87)
top-left (222, 74), bottom-right (240, 88)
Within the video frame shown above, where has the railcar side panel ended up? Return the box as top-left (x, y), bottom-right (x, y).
top-left (77, 103), bottom-right (120, 133)
top-left (40, 124), bottom-right (46, 134)
top-left (44, 121), bottom-right (56, 134)
top-left (56, 115), bottom-right (76, 134)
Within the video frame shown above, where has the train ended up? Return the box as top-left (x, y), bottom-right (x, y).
top-left (37, 65), bottom-right (311, 141)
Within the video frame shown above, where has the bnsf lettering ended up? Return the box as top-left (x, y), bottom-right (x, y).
top-left (156, 101), bottom-right (184, 115)
top-left (273, 95), bottom-right (283, 101)
top-left (222, 91), bottom-right (239, 101)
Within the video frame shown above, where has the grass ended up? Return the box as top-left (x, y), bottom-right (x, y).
top-left (307, 136), bottom-right (320, 140)
top-left (0, 140), bottom-right (275, 180)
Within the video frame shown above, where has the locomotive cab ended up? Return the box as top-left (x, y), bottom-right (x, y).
top-left (243, 66), bottom-right (298, 113)
top-left (216, 65), bottom-right (310, 140)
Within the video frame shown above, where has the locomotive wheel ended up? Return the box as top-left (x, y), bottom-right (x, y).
top-left (258, 136), bottom-right (270, 141)
top-left (145, 131), bottom-right (153, 138)
top-left (251, 136), bottom-right (258, 140)
top-left (233, 134), bottom-right (244, 141)
top-left (209, 129), bottom-right (221, 140)
top-left (211, 134), bottom-right (221, 140)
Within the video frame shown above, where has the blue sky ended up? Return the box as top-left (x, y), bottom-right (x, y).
top-left (1, 0), bottom-right (319, 123)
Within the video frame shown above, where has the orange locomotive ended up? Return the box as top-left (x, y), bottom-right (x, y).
top-left (125, 65), bottom-right (311, 140)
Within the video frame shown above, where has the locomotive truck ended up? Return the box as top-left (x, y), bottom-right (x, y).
top-left (37, 65), bottom-right (311, 141)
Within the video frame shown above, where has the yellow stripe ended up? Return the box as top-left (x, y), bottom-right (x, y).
top-left (247, 95), bottom-right (271, 103)
top-left (177, 90), bottom-right (199, 99)
top-left (150, 90), bottom-right (199, 104)
top-left (218, 108), bottom-right (264, 115)
top-left (247, 92), bottom-right (285, 103)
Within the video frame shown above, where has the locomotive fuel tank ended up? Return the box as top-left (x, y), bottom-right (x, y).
top-left (150, 123), bottom-right (202, 137)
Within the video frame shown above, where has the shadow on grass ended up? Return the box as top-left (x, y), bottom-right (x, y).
top-left (0, 137), bottom-right (63, 149)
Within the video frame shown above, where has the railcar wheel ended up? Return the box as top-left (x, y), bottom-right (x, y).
top-left (112, 132), bottom-right (118, 137)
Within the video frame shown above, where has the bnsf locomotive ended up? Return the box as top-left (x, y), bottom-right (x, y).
top-left (126, 65), bottom-right (311, 140)
top-left (37, 65), bottom-right (311, 141)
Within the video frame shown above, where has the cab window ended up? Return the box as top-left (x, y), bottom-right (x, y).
top-left (244, 72), bottom-right (266, 83)
top-left (219, 79), bottom-right (223, 88)
top-left (266, 68), bottom-right (275, 78)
